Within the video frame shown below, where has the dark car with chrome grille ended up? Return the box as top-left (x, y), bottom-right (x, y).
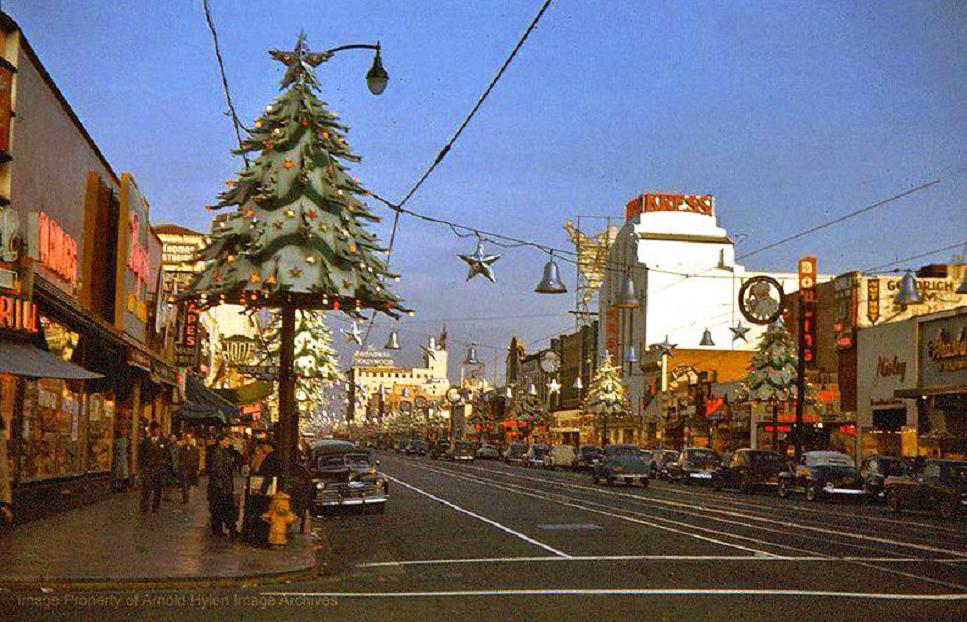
top-left (778, 451), bottom-right (865, 502)
top-left (308, 439), bottom-right (388, 514)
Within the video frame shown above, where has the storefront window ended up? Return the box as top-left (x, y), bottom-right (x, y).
top-left (18, 379), bottom-right (84, 481)
top-left (1, 374), bottom-right (15, 481)
top-left (86, 393), bottom-right (115, 473)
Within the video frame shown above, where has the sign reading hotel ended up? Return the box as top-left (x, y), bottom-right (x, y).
top-left (115, 174), bottom-right (151, 341)
top-left (626, 193), bottom-right (714, 221)
top-left (27, 212), bottom-right (78, 288)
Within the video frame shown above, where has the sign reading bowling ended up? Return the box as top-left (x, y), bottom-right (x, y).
top-left (798, 256), bottom-right (817, 367)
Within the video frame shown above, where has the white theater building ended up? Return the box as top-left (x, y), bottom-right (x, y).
top-left (597, 193), bottom-right (822, 422)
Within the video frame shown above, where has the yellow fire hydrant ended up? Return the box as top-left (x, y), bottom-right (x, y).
top-left (261, 492), bottom-right (297, 546)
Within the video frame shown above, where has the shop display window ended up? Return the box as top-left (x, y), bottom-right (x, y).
top-left (86, 393), bottom-right (115, 473)
top-left (0, 374), bottom-right (15, 481)
top-left (18, 379), bottom-right (83, 481)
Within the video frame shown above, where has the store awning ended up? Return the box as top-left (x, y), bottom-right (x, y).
top-left (176, 374), bottom-right (238, 424)
top-left (176, 401), bottom-right (227, 424)
top-left (0, 340), bottom-right (103, 380)
top-left (214, 380), bottom-right (273, 405)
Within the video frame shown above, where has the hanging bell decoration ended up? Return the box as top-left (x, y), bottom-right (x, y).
top-left (700, 327), bottom-right (716, 346)
top-left (504, 386), bottom-right (514, 399)
top-left (894, 270), bottom-right (922, 305)
top-left (625, 345), bottom-right (639, 364)
top-left (615, 272), bottom-right (638, 309)
top-left (535, 253), bottom-right (568, 294)
top-left (527, 383), bottom-right (538, 396)
top-left (572, 376), bottom-right (584, 390)
top-left (384, 330), bottom-right (401, 350)
top-left (464, 343), bottom-right (480, 366)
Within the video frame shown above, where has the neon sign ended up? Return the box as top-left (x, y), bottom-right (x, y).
top-left (0, 291), bottom-right (38, 333)
top-left (127, 212), bottom-right (149, 287)
top-left (30, 212), bottom-right (78, 285)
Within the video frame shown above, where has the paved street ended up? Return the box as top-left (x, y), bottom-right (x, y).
top-left (3, 451), bottom-right (965, 621)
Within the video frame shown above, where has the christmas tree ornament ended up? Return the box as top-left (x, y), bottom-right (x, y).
top-left (459, 239), bottom-right (501, 283)
top-left (343, 321), bottom-right (363, 345)
top-left (546, 378), bottom-right (561, 395)
top-left (730, 321), bottom-right (750, 342)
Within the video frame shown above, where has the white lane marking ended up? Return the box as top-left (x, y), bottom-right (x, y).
top-left (455, 461), bottom-right (967, 559)
top-left (406, 461), bottom-right (784, 557)
top-left (262, 588), bottom-right (967, 601)
top-left (356, 555), bottom-right (958, 568)
top-left (383, 474), bottom-right (571, 558)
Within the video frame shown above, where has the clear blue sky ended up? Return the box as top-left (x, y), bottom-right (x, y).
top-left (6, 0), bottom-right (966, 377)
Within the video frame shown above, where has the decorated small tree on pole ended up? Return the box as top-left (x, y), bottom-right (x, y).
top-left (584, 353), bottom-right (626, 446)
top-left (742, 322), bottom-right (798, 452)
top-left (185, 33), bottom-right (406, 481)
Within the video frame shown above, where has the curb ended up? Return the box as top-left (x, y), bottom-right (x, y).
top-left (0, 563), bottom-right (319, 592)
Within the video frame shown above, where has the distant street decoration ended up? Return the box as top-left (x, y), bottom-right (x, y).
top-left (343, 321), bottom-right (363, 345)
top-left (729, 321), bottom-right (750, 343)
top-left (565, 221), bottom-right (617, 325)
top-left (738, 275), bottom-right (786, 325)
top-left (458, 239), bottom-right (501, 283)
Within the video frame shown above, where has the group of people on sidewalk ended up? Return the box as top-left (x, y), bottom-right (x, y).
top-left (137, 422), bottom-right (202, 513)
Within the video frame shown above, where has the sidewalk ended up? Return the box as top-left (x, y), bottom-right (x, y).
top-left (0, 478), bottom-right (318, 589)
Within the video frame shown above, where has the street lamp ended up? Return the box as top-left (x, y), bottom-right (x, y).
top-left (322, 42), bottom-right (389, 95)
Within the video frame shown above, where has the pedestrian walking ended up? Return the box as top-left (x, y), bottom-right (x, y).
top-left (207, 433), bottom-right (238, 537)
top-left (112, 428), bottom-right (129, 492)
top-left (0, 414), bottom-right (13, 524)
top-left (255, 438), bottom-right (283, 494)
top-left (138, 421), bottom-right (167, 513)
top-left (163, 433), bottom-right (180, 501)
top-left (178, 432), bottom-right (200, 504)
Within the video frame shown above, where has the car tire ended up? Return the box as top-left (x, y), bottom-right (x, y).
top-left (373, 503), bottom-right (386, 515)
top-left (740, 474), bottom-right (753, 495)
top-left (640, 478), bottom-right (650, 489)
top-left (938, 499), bottom-right (957, 520)
top-left (592, 473), bottom-right (600, 486)
top-left (805, 483), bottom-right (820, 502)
top-left (777, 480), bottom-right (790, 498)
top-left (606, 476), bottom-right (615, 487)
top-left (886, 490), bottom-right (901, 514)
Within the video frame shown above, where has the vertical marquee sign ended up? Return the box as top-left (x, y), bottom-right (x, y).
top-left (115, 174), bottom-right (151, 342)
top-left (798, 256), bottom-right (818, 368)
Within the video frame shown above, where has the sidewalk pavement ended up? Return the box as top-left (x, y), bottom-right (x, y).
top-left (0, 478), bottom-right (318, 589)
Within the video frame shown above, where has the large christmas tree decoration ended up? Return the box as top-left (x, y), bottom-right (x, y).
top-left (188, 32), bottom-right (407, 317)
top-left (584, 353), bottom-right (626, 445)
top-left (185, 33), bottom-right (407, 481)
top-left (743, 322), bottom-right (797, 403)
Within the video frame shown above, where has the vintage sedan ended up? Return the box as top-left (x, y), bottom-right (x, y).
top-left (403, 439), bottom-right (429, 456)
top-left (859, 455), bottom-right (911, 498)
top-left (711, 449), bottom-right (788, 493)
top-left (429, 439), bottom-right (451, 460)
top-left (574, 444), bottom-right (603, 470)
top-left (475, 443), bottom-right (501, 460)
top-left (308, 439), bottom-right (389, 514)
top-left (525, 443), bottom-right (550, 467)
top-left (447, 440), bottom-right (476, 462)
top-left (778, 451), bottom-right (865, 502)
top-left (885, 459), bottom-right (967, 520)
top-left (649, 449), bottom-right (680, 480)
top-left (546, 445), bottom-right (577, 470)
top-left (503, 443), bottom-right (529, 465)
top-left (666, 448), bottom-right (721, 484)
top-left (592, 445), bottom-right (651, 487)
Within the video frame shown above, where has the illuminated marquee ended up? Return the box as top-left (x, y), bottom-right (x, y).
top-left (0, 290), bottom-right (38, 333)
top-left (626, 193), bottom-right (714, 220)
top-left (29, 212), bottom-right (78, 285)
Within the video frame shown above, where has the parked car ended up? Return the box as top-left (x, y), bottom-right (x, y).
top-left (711, 449), bottom-right (789, 493)
top-left (308, 439), bottom-right (388, 514)
top-left (404, 439), bottom-right (428, 456)
top-left (503, 443), bottom-right (529, 465)
top-left (592, 445), bottom-right (651, 487)
top-left (859, 455), bottom-right (911, 499)
top-left (475, 443), bottom-right (501, 460)
top-left (885, 459), bottom-right (967, 520)
top-left (429, 439), bottom-right (451, 460)
top-left (525, 444), bottom-right (550, 467)
top-left (447, 440), bottom-right (476, 462)
top-left (649, 449), bottom-right (680, 480)
top-left (574, 444), bottom-right (603, 470)
top-left (778, 451), bottom-right (866, 502)
top-left (546, 445), bottom-right (577, 470)
top-left (666, 448), bottom-right (721, 484)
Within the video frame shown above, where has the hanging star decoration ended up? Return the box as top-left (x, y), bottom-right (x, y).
top-left (458, 239), bottom-right (501, 283)
top-left (420, 336), bottom-right (442, 363)
top-left (730, 321), bottom-right (751, 342)
top-left (342, 321), bottom-right (363, 345)
top-left (653, 335), bottom-right (677, 357)
top-left (546, 378), bottom-right (561, 396)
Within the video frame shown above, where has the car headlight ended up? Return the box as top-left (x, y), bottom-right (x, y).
top-left (315, 481), bottom-right (325, 490)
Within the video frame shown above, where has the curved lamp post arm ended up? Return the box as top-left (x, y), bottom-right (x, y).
top-left (321, 41), bottom-right (388, 95)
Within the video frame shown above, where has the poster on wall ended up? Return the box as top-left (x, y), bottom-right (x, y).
top-left (116, 174), bottom-right (151, 342)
